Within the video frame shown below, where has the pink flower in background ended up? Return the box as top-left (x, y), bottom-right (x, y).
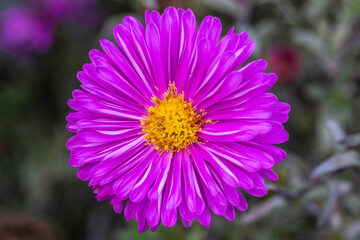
top-left (0, 6), bottom-right (54, 56)
top-left (267, 44), bottom-right (302, 83)
top-left (66, 7), bottom-right (290, 233)
top-left (0, 0), bottom-right (98, 58)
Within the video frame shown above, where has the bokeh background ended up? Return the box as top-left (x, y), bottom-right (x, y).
top-left (1, 0), bottom-right (360, 239)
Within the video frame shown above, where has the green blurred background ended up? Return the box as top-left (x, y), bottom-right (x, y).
top-left (0, 0), bottom-right (360, 239)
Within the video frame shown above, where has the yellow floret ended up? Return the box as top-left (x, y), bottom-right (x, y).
top-left (141, 83), bottom-right (205, 152)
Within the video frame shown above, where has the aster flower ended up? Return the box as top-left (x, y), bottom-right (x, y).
top-left (66, 7), bottom-right (290, 233)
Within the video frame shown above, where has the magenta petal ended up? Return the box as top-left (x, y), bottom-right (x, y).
top-left (204, 108), bottom-right (272, 121)
top-left (244, 187), bottom-right (268, 197)
top-left (99, 39), bottom-right (155, 98)
top-left (111, 151), bottom-right (155, 199)
top-left (198, 125), bottom-right (257, 143)
top-left (184, 38), bottom-right (211, 99)
top-left (77, 71), bottom-right (98, 86)
top-left (147, 152), bottom-right (172, 200)
top-left (129, 155), bottom-right (162, 203)
top-left (239, 59), bottom-right (268, 80)
top-left (224, 205), bottom-right (236, 221)
top-left (235, 192), bottom-right (248, 211)
top-left (197, 207), bottom-right (211, 228)
top-left (194, 51), bottom-right (236, 103)
top-left (161, 208), bottom-right (177, 227)
top-left (204, 142), bottom-right (261, 172)
top-left (76, 119), bottom-right (141, 130)
top-left (161, 172), bottom-right (178, 227)
top-left (197, 71), bottom-right (243, 109)
top-left (221, 73), bottom-right (277, 104)
top-left (245, 141), bottom-right (287, 163)
top-left (89, 143), bottom-right (146, 179)
top-left (210, 169), bottom-right (240, 206)
top-left (95, 66), bottom-right (152, 107)
top-left (77, 163), bottom-right (97, 181)
top-left (189, 144), bottom-right (223, 197)
top-left (112, 25), bottom-right (153, 90)
top-left (197, 16), bottom-right (222, 51)
top-left (165, 153), bottom-right (182, 210)
top-left (138, 219), bottom-right (149, 234)
top-left (145, 22), bottom-right (167, 94)
top-left (124, 201), bottom-right (137, 221)
top-left (224, 162), bottom-right (254, 190)
top-left (223, 142), bottom-right (274, 169)
top-left (258, 169), bottom-right (279, 181)
top-left (96, 183), bottom-right (115, 201)
top-left (203, 186), bottom-right (227, 216)
top-left (270, 102), bottom-right (291, 123)
top-left (253, 121), bottom-right (289, 144)
top-left (178, 197), bottom-right (196, 222)
top-left (220, 182), bottom-right (241, 207)
top-left (181, 150), bottom-right (206, 214)
top-left (181, 217), bottom-right (193, 228)
top-left (175, 9), bottom-right (197, 92)
top-left (146, 199), bottom-right (161, 227)
top-left (196, 144), bottom-right (239, 187)
top-left (77, 128), bottom-right (141, 142)
top-left (150, 223), bottom-right (160, 232)
top-left (112, 201), bottom-right (124, 214)
top-left (160, 7), bottom-right (180, 85)
top-left (136, 198), bottom-right (150, 221)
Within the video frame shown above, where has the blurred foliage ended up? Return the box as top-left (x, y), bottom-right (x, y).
top-left (1, 0), bottom-right (360, 239)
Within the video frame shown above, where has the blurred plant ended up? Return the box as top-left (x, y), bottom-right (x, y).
top-left (156, 0), bottom-right (192, 11)
top-left (0, 214), bottom-right (58, 240)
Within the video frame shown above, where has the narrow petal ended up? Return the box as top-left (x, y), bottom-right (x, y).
top-left (129, 154), bottom-right (162, 202)
top-left (165, 153), bottom-right (182, 210)
top-left (181, 150), bottom-right (206, 214)
top-left (148, 151), bottom-right (172, 200)
top-left (147, 198), bottom-right (162, 227)
top-left (204, 142), bottom-right (261, 172)
top-left (197, 207), bottom-right (211, 228)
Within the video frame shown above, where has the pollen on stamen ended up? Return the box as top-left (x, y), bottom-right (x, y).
top-left (141, 83), bottom-right (206, 152)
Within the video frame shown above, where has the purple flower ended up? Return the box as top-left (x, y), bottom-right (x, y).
top-left (267, 43), bottom-right (303, 83)
top-left (0, 0), bottom-right (98, 58)
top-left (66, 7), bottom-right (290, 233)
top-left (0, 6), bottom-right (54, 56)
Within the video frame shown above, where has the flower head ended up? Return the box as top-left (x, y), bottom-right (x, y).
top-left (66, 7), bottom-right (290, 233)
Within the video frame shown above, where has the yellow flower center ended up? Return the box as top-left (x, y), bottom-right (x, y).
top-left (141, 83), bottom-right (205, 152)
